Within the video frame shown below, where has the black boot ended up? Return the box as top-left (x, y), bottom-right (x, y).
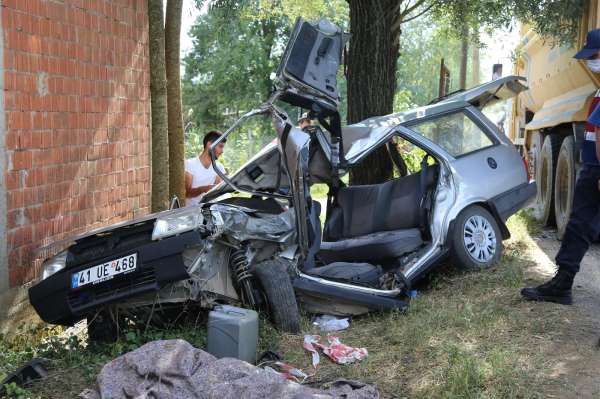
top-left (521, 269), bottom-right (574, 305)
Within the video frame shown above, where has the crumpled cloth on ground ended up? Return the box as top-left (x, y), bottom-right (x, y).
top-left (304, 335), bottom-right (368, 367)
top-left (79, 339), bottom-right (378, 399)
top-left (313, 315), bottom-right (350, 332)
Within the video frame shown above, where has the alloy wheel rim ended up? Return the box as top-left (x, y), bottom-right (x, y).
top-left (463, 215), bottom-right (496, 263)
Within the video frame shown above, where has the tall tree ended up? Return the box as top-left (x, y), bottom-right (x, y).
top-left (148, 0), bottom-right (169, 212)
top-left (459, 25), bottom-right (469, 90)
top-left (165, 0), bottom-right (186, 204)
top-left (471, 29), bottom-right (480, 86)
top-left (346, 0), bottom-right (431, 185)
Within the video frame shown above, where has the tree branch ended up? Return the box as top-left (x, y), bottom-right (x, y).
top-left (401, 3), bottom-right (433, 23)
top-left (400, 0), bottom-right (427, 19)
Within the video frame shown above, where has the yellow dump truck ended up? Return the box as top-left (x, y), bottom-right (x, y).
top-left (510, 0), bottom-right (600, 238)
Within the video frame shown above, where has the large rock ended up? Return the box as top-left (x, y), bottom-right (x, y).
top-left (79, 339), bottom-right (378, 399)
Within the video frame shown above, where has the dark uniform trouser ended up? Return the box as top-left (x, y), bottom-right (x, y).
top-left (556, 165), bottom-right (600, 275)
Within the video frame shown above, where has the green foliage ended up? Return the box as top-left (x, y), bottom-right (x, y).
top-left (431, 0), bottom-right (586, 46)
top-left (182, 2), bottom-right (283, 130)
top-left (513, 0), bottom-right (587, 46)
top-left (253, 0), bottom-right (348, 28)
top-left (3, 382), bottom-right (31, 399)
top-left (184, 127), bottom-right (205, 159)
top-left (0, 318), bottom-right (210, 398)
top-left (396, 17), bottom-right (465, 107)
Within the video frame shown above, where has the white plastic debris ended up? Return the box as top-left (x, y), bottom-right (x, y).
top-left (313, 314), bottom-right (350, 332)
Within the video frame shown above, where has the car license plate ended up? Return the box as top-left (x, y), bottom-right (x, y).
top-left (71, 253), bottom-right (137, 289)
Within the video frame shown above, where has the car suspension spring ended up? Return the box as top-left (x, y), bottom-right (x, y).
top-left (229, 248), bottom-right (257, 308)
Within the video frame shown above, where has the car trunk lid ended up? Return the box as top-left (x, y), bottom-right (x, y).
top-left (434, 75), bottom-right (528, 109)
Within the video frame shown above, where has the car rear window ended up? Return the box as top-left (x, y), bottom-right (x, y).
top-left (409, 112), bottom-right (493, 157)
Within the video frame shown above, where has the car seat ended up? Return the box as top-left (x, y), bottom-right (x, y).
top-left (319, 163), bottom-right (438, 263)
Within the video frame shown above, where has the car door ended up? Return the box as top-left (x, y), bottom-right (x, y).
top-left (406, 108), bottom-right (528, 207)
top-left (275, 17), bottom-right (349, 113)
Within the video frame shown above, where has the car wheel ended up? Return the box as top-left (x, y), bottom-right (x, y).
top-left (554, 136), bottom-right (576, 240)
top-left (450, 206), bottom-right (503, 270)
top-left (534, 134), bottom-right (561, 226)
top-left (87, 309), bottom-right (119, 343)
top-left (253, 260), bottom-right (300, 333)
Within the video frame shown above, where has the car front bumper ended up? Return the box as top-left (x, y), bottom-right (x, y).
top-left (29, 230), bottom-right (202, 326)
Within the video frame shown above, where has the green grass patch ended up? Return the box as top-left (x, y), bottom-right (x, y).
top-left (1, 321), bottom-right (208, 398)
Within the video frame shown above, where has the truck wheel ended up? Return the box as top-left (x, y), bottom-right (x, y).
top-left (535, 134), bottom-right (561, 226)
top-left (87, 309), bottom-right (119, 343)
top-left (450, 205), bottom-right (503, 270)
top-left (528, 131), bottom-right (543, 180)
top-left (529, 131), bottom-right (543, 220)
top-left (554, 136), bottom-right (576, 240)
top-left (253, 260), bottom-right (300, 333)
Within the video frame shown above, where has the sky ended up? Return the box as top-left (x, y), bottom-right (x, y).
top-left (180, 2), bottom-right (203, 57)
top-left (480, 26), bottom-right (521, 80)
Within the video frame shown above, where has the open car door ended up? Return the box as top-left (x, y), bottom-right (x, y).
top-left (275, 18), bottom-right (349, 113)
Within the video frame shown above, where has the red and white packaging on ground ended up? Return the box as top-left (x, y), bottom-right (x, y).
top-left (303, 335), bottom-right (368, 367)
top-left (303, 335), bottom-right (321, 369)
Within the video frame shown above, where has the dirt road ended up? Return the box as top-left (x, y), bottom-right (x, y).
top-left (526, 229), bottom-right (600, 398)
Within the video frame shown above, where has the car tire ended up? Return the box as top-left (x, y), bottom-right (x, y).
top-left (554, 136), bottom-right (576, 240)
top-left (450, 205), bottom-right (503, 270)
top-left (535, 134), bottom-right (562, 226)
top-left (87, 309), bottom-right (119, 343)
top-left (253, 260), bottom-right (300, 333)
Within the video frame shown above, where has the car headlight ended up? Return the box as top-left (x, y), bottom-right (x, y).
top-left (41, 251), bottom-right (68, 280)
top-left (152, 207), bottom-right (204, 240)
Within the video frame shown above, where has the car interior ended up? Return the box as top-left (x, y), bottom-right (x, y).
top-left (301, 132), bottom-right (440, 287)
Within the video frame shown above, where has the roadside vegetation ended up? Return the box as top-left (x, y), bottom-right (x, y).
top-left (2, 210), bottom-right (591, 398)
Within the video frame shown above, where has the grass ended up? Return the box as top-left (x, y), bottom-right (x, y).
top-left (0, 210), bottom-right (572, 398)
top-left (0, 321), bottom-right (209, 399)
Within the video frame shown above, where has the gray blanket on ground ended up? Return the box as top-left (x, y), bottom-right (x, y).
top-left (79, 339), bottom-right (379, 399)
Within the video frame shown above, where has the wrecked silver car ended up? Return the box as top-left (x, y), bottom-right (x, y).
top-left (29, 18), bottom-right (535, 340)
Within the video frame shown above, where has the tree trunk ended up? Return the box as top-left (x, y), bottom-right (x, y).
top-left (459, 23), bottom-right (469, 90)
top-left (471, 28), bottom-right (480, 86)
top-left (165, 0), bottom-right (185, 205)
top-left (148, 0), bottom-right (169, 212)
top-left (347, 0), bottom-right (400, 185)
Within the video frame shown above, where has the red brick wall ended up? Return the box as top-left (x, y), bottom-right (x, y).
top-left (2, 0), bottom-right (151, 287)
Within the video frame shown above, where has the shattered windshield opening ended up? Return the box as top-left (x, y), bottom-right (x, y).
top-left (217, 114), bottom-right (277, 175)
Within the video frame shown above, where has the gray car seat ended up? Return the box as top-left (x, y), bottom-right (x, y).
top-left (319, 165), bottom-right (438, 263)
top-left (303, 200), bottom-right (384, 287)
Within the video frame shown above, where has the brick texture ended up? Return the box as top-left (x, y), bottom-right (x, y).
top-left (2, 0), bottom-right (151, 287)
